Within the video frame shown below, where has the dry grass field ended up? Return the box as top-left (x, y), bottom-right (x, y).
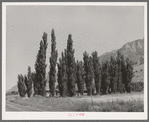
top-left (6, 92), bottom-right (144, 112)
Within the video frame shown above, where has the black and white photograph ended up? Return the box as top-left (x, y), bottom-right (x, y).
top-left (2, 2), bottom-right (147, 120)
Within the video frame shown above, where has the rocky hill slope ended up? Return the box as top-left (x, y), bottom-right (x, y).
top-left (99, 39), bottom-right (144, 65)
top-left (6, 85), bottom-right (18, 93)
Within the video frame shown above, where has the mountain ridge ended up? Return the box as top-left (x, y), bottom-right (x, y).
top-left (99, 38), bottom-right (144, 65)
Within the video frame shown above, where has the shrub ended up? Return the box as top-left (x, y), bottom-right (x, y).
top-left (130, 82), bottom-right (144, 92)
top-left (6, 91), bottom-right (18, 96)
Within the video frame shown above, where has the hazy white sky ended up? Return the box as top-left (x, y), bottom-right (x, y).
top-left (6, 5), bottom-right (144, 90)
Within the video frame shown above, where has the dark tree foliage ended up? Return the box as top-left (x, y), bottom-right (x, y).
top-left (24, 75), bottom-right (28, 90)
top-left (24, 66), bottom-right (32, 98)
top-left (116, 51), bottom-right (125, 93)
top-left (64, 49), bottom-right (69, 96)
top-left (74, 60), bottom-right (77, 92)
top-left (49, 29), bottom-right (58, 97)
top-left (57, 52), bottom-right (68, 97)
top-left (116, 51), bottom-right (121, 66)
top-left (121, 55), bottom-right (126, 86)
top-left (87, 57), bottom-right (94, 95)
top-left (113, 63), bottom-right (119, 93)
top-left (130, 82), bottom-right (143, 92)
top-left (31, 72), bottom-right (37, 96)
top-left (34, 32), bottom-right (48, 96)
top-left (101, 61), bottom-right (110, 94)
top-left (76, 60), bottom-right (85, 95)
top-left (66, 34), bottom-right (76, 97)
top-left (83, 52), bottom-right (94, 96)
top-left (125, 58), bottom-right (134, 93)
top-left (62, 51), bottom-right (69, 97)
top-left (83, 51), bottom-right (89, 94)
top-left (17, 74), bottom-right (26, 97)
top-left (109, 56), bottom-right (118, 93)
top-left (92, 51), bottom-right (102, 95)
top-left (57, 58), bottom-right (63, 96)
top-left (19, 29), bottom-right (135, 98)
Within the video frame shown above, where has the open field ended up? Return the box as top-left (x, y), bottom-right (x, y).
top-left (72, 99), bottom-right (143, 112)
top-left (6, 92), bottom-right (144, 112)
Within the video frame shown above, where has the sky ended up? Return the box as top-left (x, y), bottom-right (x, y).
top-left (6, 5), bottom-right (144, 90)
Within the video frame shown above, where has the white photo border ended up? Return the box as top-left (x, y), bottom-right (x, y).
top-left (2, 2), bottom-right (148, 120)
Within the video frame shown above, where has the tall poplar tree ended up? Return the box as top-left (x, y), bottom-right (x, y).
top-left (76, 60), bottom-right (85, 95)
top-left (109, 56), bottom-right (118, 93)
top-left (66, 34), bottom-right (76, 97)
top-left (92, 51), bottom-right (102, 95)
top-left (57, 57), bottom-right (63, 96)
top-left (125, 58), bottom-right (134, 93)
top-left (31, 72), bottom-right (37, 96)
top-left (88, 56), bottom-right (94, 95)
top-left (116, 51), bottom-right (124, 93)
top-left (101, 61), bottom-right (110, 94)
top-left (83, 52), bottom-right (94, 96)
top-left (18, 74), bottom-right (26, 97)
top-left (49, 29), bottom-right (58, 97)
top-left (121, 54), bottom-right (126, 91)
top-left (57, 51), bottom-right (68, 97)
top-left (34, 32), bottom-right (48, 96)
top-left (25, 66), bottom-right (32, 97)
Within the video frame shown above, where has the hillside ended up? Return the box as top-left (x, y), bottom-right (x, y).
top-left (99, 39), bottom-right (144, 65)
top-left (6, 85), bottom-right (18, 93)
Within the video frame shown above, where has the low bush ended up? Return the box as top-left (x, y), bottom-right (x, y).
top-left (6, 91), bottom-right (18, 96)
top-left (130, 82), bottom-right (144, 92)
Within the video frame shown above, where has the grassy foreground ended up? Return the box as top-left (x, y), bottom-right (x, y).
top-left (7, 92), bottom-right (144, 112)
top-left (71, 99), bottom-right (143, 112)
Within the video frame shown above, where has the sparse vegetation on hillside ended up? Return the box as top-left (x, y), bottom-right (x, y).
top-left (6, 91), bottom-right (18, 96)
top-left (98, 39), bottom-right (144, 65)
top-left (130, 82), bottom-right (144, 92)
top-left (132, 64), bottom-right (144, 83)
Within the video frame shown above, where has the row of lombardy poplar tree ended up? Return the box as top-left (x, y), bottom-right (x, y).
top-left (17, 29), bottom-right (134, 98)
